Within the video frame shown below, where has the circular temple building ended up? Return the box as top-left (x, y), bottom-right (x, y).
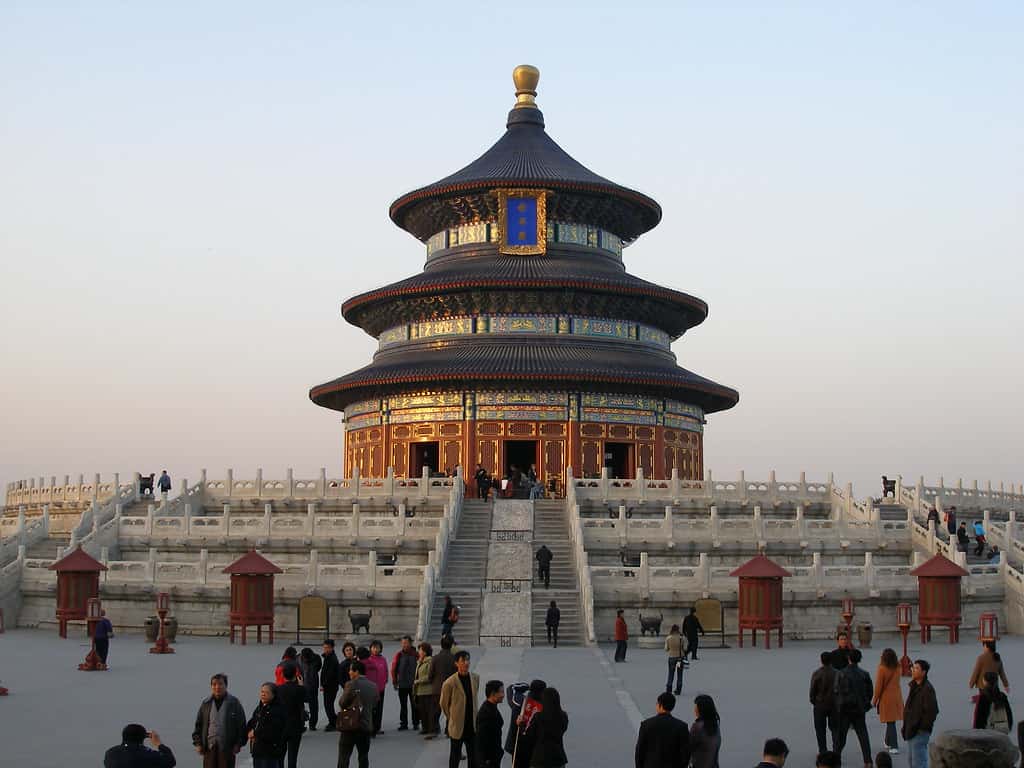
top-left (310, 66), bottom-right (739, 494)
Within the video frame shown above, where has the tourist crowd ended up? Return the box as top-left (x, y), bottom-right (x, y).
top-left (102, 624), bottom-right (1017, 768)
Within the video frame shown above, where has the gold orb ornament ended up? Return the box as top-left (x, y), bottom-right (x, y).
top-left (513, 65), bottom-right (540, 109)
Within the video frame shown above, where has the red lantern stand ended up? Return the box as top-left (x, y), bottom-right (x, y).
top-left (730, 555), bottom-right (792, 649)
top-left (841, 596), bottom-right (855, 645)
top-left (979, 612), bottom-right (999, 644)
top-left (223, 550), bottom-right (282, 645)
top-left (78, 597), bottom-right (107, 671)
top-left (910, 554), bottom-right (968, 644)
top-left (49, 546), bottom-right (107, 639)
top-left (896, 603), bottom-right (913, 676)
top-left (150, 592), bottom-right (174, 654)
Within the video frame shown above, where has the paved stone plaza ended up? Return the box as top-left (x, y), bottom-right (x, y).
top-left (1, 628), bottom-right (1019, 767)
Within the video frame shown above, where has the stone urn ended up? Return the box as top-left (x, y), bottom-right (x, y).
top-left (144, 617), bottom-right (159, 643)
top-left (857, 622), bottom-right (873, 648)
top-left (145, 616), bottom-right (179, 643)
top-left (164, 617), bottom-right (179, 643)
top-left (928, 729), bottom-right (1019, 768)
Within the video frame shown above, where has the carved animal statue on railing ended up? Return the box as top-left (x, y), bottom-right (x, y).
top-left (639, 612), bottom-right (664, 636)
top-left (348, 609), bottom-right (372, 634)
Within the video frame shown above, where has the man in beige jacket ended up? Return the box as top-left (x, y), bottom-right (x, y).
top-left (440, 650), bottom-right (481, 768)
top-left (664, 624), bottom-right (687, 695)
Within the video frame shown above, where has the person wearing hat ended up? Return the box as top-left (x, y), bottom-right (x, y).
top-left (104, 724), bottom-right (176, 768)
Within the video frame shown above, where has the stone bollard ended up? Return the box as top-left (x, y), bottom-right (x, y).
top-left (928, 729), bottom-right (1019, 768)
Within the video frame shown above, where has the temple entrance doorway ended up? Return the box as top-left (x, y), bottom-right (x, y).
top-left (504, 440), bottom-right (538, 478)
top-left (409, 441), bottom-right (440, 477)
top-left (604, 442), bottom-right (634, 479)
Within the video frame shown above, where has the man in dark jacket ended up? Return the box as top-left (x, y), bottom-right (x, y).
top-left (545, 601), bottom-right (560, 648)
top-left (475, 465), bottom-right (490, 500)
top-left (104, 724), bottom-right (175, 768)
top-left (192, 674), bottom-right (247, 768)
top-left (535, 545), bottom-right (553, 589)
top-left (338, 660), bottom-right (379, 768)
top-left (476, 680), bottom-right (505, 768)
top-left (809, 651), bottom-right (836, 754)
top-left (681, 608), bottom-right (705, 662)
top-left (392, 635), bottom-right (420, 730)
top-left (635, 692), bottom-right (690, 768)
top-left (276, 664), bottom-right (307, 768)
top-left (832, 649), bottom-right (873, 766)
top-left (321, 640), bottom-right (341, 732)
top-left (902, 659), bottom-right (939, 768)
top-left (433, 634), bottom-right (458, 733)
top-left (830, 632), bottom-right (851, 670)
top-left (755, 738), bottom-right (789, 767)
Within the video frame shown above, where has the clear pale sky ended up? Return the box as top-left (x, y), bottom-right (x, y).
top-left (1, 2), bottom-right (1021, 497)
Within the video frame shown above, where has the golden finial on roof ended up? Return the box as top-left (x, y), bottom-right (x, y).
top-left (513, 65), bottom-right (540, 110)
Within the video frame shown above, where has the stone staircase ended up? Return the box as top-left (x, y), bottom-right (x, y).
top-left (25, 533), bottom-right (70, 560)
top-left (531, 499), bottom-right (585, 646)
top-left (427, 498), bottom-right (491, 644)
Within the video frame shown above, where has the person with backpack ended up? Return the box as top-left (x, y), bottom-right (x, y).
top-left (872, 649), bottom-right (904, 756)
top-left (902, 659), bottom-right (938, 768)
top-left (809, 651), bottom-right (837, 754)
top-left (299, 648), bottom-right (322, 730)
top-left (972, 671), bottom-right (1014, 733)
top-left (337, 660), bottom-right (379, 768)
top-left (968, 640), bottom-right (1009, 693)
top-left (833, 648), bottom-right (873, 767)
top-left (956, 522), bottom-right (970, 552)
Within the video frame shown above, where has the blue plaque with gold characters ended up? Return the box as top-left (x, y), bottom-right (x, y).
top-left (497, 189), bottom-right (547, 255)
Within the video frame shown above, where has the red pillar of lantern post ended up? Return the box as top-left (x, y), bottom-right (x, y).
top-left (841, 596), bottom-right (855, 644)
top-left (897, 603), bottom-right (912, 677)
top-left (979, 612), bottom-right (999, 644)
top-left (150, 592), bottom-right (174, 654)
top-left (78, 597), bottom-right (107, 671)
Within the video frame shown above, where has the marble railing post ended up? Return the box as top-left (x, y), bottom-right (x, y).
top-left (812, 552), bottom-right (824, 595)
top-left (256, 468), bottom-right (264, 499)
top-left (600, 467), bottom-right (609, 502)
top-left (385, 466), bottom-right (395, 498)
top-left (618, 505), bottom-right (627, 548)
top-left (16, 507), bottom-right (25, 539)
top-left (308, 549), bottom-right (318, 588)
top-left (710, 505), bottom-right (720, 547)
top-left (184, 503), bottom-right (193, 536)
top-left (286, 468), bottom-right (294, 498)
top-left (663, 505), bottom-right (674, 547)
top-left (768, 470), bottom-right (777, 505)
top-left (670, 467), bottom-right (681, 499)
top-left (639, 552), bottom-right (650, 599)
top-left (319, 467), bottom-right (327, 498)
top-left (927, 519), bottom-right (937, 553)
top-left (705, 470), bottom-right (714, 501)
top-left (367, 550), bottom-right (377, 589)
top-left (93, 473), bottom-right (100, 502)
top-left (637, 467), bottom-right (647, 502)
top-left (845, 483), bottom-right (854, 518)
top-left (1009, 511), bottom-right (1017, 543)
top-left (147, 547), bottom-right (157, 582)
top-left (223, 503), bottom-right (231, 535)
top-left (42, 504), bottom-right (50, 533)
top-left (396, 504), bottom-right (406, 536)
top-left (800, 471), bottom-right (808, 496)
top-left (419, 467), bottom-right (429, 501)
top-left (226, 469), bottom-right (234, 498)
top-left (753, 504), bottom-right (764, 540)
top-left (100, 546), bottom-right (109, 583)
top-left (864, 552), bottom-right (875, 594)
top-left (146, 505), bottom-right (155, 535)
top-left (698, 552), bottom-right (711, 596)
top-left (353, 466), bottom-right (362, 499)
top-left (307, 503), bottom-right (316, 537)
top-left (983, 509), bottom-right (991, 533)
top-left (738, 470), bottom-right (747, 505)
top-left (264, 503), bottom-right (273, 537)
top-left (199, 548), bottom-right (208, 585)
top-left (179, 478), bottom-right (187, 497)
top-left (352, 503), bottom-right (361, 539)
top-left (796, 504), bottom-right (806, 539)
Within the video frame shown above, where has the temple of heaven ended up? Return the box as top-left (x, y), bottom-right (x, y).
top-left (310, 65), bottom-right (738, 493)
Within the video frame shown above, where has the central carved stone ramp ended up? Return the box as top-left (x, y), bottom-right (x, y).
top-left (531, 499), bottom-right (585, 646)
top-left (480, 499), bottom-right (534, 647)
top-left (427, 498), bottom-right (491, 644)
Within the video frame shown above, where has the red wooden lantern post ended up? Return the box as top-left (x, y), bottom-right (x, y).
top-left (150, 592), bottom-right (174, 654)
top-left (223, 550), bottom-right (282, 645)
top-left (49, 546), bottom-right (107, 639)
top-left (730, 555), bottom-right (791, 649)
top-left (78, 597), bottom-right (106, 671)
top-left (910, 554), bottom-right (968, 644)
top-left (979, 612), bottom-right (999, 644)
top-left (841, 596), bottom-right (855, 643)
top-left (896, 603), bottom-right (913, 676)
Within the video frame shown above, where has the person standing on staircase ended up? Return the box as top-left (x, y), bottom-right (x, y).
top-left (545, 601), bottom-right (560, 648)
top-left (475, 465), bottom-right (491, 501)
top-left (973, 519), bottom-right (987, 557)
top-left (442, 596), bottom-right (456, 639)
top-left (614, 609), bottom-right (629, 662)
top-left (535, 545), bottom-right (553, 590)
top-left (157, 470), bottom-right (172, 500)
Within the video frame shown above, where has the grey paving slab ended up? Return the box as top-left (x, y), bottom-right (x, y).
top-left (1, 628), bottom-right (1020, 767)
